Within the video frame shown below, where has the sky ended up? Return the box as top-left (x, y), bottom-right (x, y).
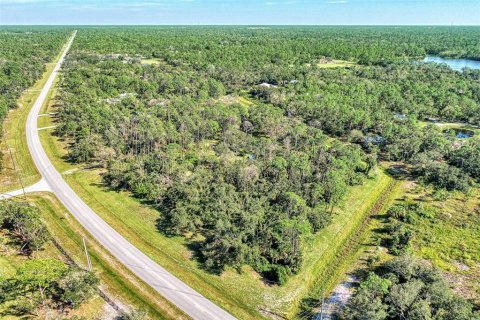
top-left (1, 0), bottom-right (479, 25)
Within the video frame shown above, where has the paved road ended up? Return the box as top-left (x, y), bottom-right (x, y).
top-left (0, 178), bottom-right (51, 200)
top-left (26, 31), bottom-right (236, 320)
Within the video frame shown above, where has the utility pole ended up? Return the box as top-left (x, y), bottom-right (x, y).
top-left (8, 146), bottom-right (26, 200)
top-left (320, 289), bottom-right (325, 320)
top-left (83, 236), bottom-right (92, 272)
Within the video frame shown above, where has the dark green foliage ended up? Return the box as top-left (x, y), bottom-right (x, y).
top-left (383, 203), bottom-right (424, 255)
top-left (0, 201), bottom-right (50, 253)
top-left (413, 156), bottom-right (472, 191)
top-left (338, 255), bottom-right (479, 320)
top-left (449, 138), bottom-right (480, 182)
top-left (384, 222), bottom-right (414, 256)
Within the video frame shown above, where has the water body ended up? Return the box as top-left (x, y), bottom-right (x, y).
top-left (424, 56), bottom-right (480, 72)
top-left (443, 128), bottom-right (475, 139)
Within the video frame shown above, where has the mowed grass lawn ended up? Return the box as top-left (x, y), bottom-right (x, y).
top-left (40, 98), bottom-right (393, 318)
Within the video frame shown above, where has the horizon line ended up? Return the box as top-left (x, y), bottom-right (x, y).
top-left (2, 24), bottom-right (480, 27)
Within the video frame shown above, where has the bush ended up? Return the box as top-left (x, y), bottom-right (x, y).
top-left (385, 222), bottom-right (413, 255)
top-left (116, 310), bottom-right (147, 320)
top-left (58, 268), bottom-right (100, 308)
top-left (338, 255), bottom-right (478, 320)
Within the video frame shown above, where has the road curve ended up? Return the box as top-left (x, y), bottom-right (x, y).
top-left (26, 31), bottom-right (236, 320)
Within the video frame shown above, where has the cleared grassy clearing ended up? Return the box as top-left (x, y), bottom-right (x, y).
top-left (39, 108), bottom-right (394, 317)
top-left (141, 58), bottom-right (164, 65)
top-left (238, 96), bottom-right (254, 107)
top-left (419, 120), bottom-right (480, 133)
top-left (317, 60), bottom-right (355, 68)
top-left (400, 184), bottom-right (480, 302)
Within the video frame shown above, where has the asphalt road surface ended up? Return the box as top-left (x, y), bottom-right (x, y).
top-left (26, 31), bottom-right (236, 320)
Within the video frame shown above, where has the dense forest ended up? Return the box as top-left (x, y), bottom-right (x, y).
top-left (52, 27), bottom-right (480, 285)
top-left (0, 27), bottom-right (69, 169)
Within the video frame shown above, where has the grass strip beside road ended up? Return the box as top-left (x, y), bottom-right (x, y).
top-left (0, 66), bottom-right (52, 192)
top-left (0, 34), bottom-right (73, 193)
top-left (30, 193), bottom-right (188, 320)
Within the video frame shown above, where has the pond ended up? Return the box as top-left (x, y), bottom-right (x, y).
top-left (443, 128), bottom-right (475, 139)
top-left (424, 56), bottom-right (480, 72)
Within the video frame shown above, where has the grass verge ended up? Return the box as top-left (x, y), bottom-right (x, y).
top-left (29, 193), bottom-right (188, 319)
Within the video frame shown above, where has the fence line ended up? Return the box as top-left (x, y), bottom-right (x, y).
top-left (50, 237), bottom-right (123, 313)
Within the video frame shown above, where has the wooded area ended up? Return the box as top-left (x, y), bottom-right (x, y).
top-left (52, 27), bottom-right (480, 284)
top-left (0, 28), bottom-right (68, 169)
top-left (1, 26), bottom-right (479, 319)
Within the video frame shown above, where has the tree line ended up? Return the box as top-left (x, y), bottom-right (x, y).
top-left (0, 27), bottom-right (70, 170)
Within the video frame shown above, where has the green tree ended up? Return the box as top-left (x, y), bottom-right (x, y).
top-left (58, 268), bottom-right (99, 308)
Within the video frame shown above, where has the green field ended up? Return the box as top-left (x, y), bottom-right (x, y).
top-left (141, 58), bottom-right (164, 65)
top-left (402, 184), bottom-right (480, 302)
top-left (317, 59), bottom-right (355, 68)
